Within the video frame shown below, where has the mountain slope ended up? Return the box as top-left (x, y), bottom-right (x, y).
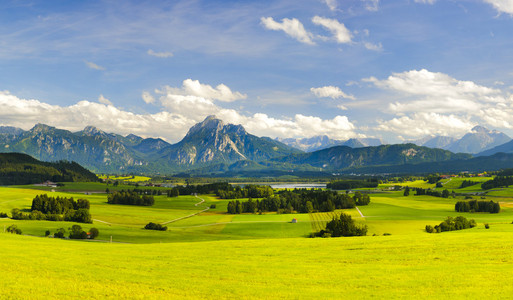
top-left (271, 144), bottom-right (472, 171)
top-left (278, 136), bottom-right (385, 152)
top-left (157, 115), bottom-right (301, 167)
top-left (447, 126), bottom-right (511, 154)
top-left (0, 152), bottom-right (98, 185)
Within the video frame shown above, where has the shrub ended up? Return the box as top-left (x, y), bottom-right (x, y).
top-left (425, 225), bottom-right (435, 233)
top-left (69, 224), bottom-right (88, 239)
top-left (485, 223), bottom-right (490, 229)
top-left (89, 227), bottom-right (100, 239)
top-left (6, 224), bottom-right (22, 235)
top-left (54, 228), bottom-right (66, 238)
top-left (144, 222), bottom-right (167, 231)
top-left (45, 230), bottom-right (51, 237)
top-left (0, 212), bottom-right (8, 218)
top-left (210, 204), bottom-right (216, 209)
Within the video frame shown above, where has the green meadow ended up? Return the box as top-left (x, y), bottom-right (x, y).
top-left (2, 179), bottom-right (513, 298)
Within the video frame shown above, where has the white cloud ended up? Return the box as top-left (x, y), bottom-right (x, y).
top-left (337, 104), bottom-right (348, 110)
top-left (415, 0), bottom-right (437, 4)
top-left (0, 90), bottom-right (195, 141)
top-left (84, 61), bottom-right (105, 71)
top-left (377, 113), bottom-right (475, 138)
top-left (147, 49), bottom-right (174, 58)
top-left (323, 0), bottom-right (338, 11)
top-left (260, 17), bottom-right (315, 45)
top-left (311, 86), bottom-right (355, 100)
top-left (364, 69), bottom-right (501, 104)
top-left (98, 94), bottom-right (113, 106)
top-left (483, 0), bottom-right (513, 15)
top-left (311, 16), bottom-right (352, 44)
top-left (142, 91), bottom-right (155, 104)
top-left (364, 42), bottom-right (383, 51)
top-left (363, 0), bottom-right (380, 11)
top-left (160, 79), bottom-right (247, 102)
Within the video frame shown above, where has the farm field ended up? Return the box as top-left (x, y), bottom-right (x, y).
top-left (2, 228), bottom-right (513, 299)
top-left (3, 179), bottom-right (513, 297)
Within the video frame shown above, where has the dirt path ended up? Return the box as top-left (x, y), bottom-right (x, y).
top-left (355, 206), bottom-right (365, 218)
top-left (161, 195), bottom-right (209, 225)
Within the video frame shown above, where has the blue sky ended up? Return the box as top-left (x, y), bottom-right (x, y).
top-left (1, 0), bottom-right (513, 143)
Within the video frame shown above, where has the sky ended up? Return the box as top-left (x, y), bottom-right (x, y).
top-left (1, 0), bottom-right (513, 143)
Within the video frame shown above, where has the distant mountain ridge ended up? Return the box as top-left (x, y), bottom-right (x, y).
top-left (277, 135), bottom-right (385, 152)
top-left (408, 126), bottom-right (511, 154)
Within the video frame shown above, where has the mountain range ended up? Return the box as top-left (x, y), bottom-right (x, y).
top-left (410, 126), bottom-right (511, 154)
top-left (277, 136), bottom-right (385, 152)
top-left (2, 117), bottom-right (513, 176)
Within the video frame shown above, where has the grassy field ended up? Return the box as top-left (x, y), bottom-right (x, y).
top-left (2, 228), bottom-right (513, 299)
top-left (3, 180), bottom-right (513, 297)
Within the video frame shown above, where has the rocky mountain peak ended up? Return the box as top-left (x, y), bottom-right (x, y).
top-left (185, 115), bottom-right (224, 138)
top-left (30, 123), bottom-right (55, 134)
top-left (82, 125), bottom-right (104, 136)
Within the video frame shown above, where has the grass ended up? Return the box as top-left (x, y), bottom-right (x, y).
top-left (3, 181), bottom-right (513, 297)
top-left (2, 229), bottom-right (513, 299)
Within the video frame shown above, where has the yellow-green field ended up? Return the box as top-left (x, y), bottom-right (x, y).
top-left (2, 179), bottom-right (513, 298)
top-left (2, 229), bottom-right (513, 299)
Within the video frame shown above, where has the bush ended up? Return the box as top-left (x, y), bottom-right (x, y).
top-left (210, 204), bottom-right (216, 209)
top-left (89, 227), bottom-right (100, 239)
top-left (144, 222), bottom-right (167, 231)
top-left (69, 224), bottom-right (87, 239)
top-left (426, 216), bottom-right (476, 233)
top-left (0, 212), bottom-right (8, 218)
top-left (45, 230), bottom-right (51, 237)
top-left (54, 228), bottom-right (66, 238)
top-left (485, 223), bottom-right (490, 229)
top-left (6, 224), bottom-right (22, 235)
top-left (319, 213), bottom-right (367, 237)
top-left (425, 225), bottom-right (435, 233)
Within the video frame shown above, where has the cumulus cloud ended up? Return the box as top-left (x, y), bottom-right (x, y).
top-left (84, 61), bottom-right (105, 71)
top-left (323, 0), bottom-right (338, 11)
top-left (0, 90), bottom-right (195, 141)
top-left (311, 86), bottom-right (355, 100)
top-left (312, 16), bottom-right (352, 44)
top-left (377, 113), bottom-right (475, 137)
top-left (260, 17), bottom-right (315, 45)
top-left (364, 69), bottom-right (502, 115)
top-left (483, 0), bottom-right (513, 15)
top-left (98, 94), bottom-right (113, 106)
top-left (147, 49), bottom-right (174, 58)
top-left (367, 69), bottom-right (513, 138)
top-left (160, 79), bottom-right (247, 102)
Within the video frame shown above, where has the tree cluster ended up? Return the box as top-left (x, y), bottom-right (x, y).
top-left (176, 182), bottom-right (232, 195)
top-left (107, 191), bottom-right (155, 206)
top-left (326, 179), bottom-right (378, 190)
top-left (31, 194), bottom-right (90, 214)
top-left (481, 176), bottom-right (513, 190)
top-left (51, 225), bottom-right (99, 239)
top-left (425, 216), bottom-right (476, 233)
top-left (227, 189), bottom-right (370, 214)
top-left (455, 200), bottom-right (500, 213)
top-left (107, 188), bottom-right (163, 196)
top-left (216, 184), bottom-right (274, 199)
top-left (315, 213), bottom-right (367, 237)
top-left (6, 224), bottom-right (22, 235)
top-left (414, 188), bottom-right (450, 198)
top-left (459, 180), bottom-right (479, 188)
top-left (11, 194), bottom-right (92, 223)
top-left (425, 175), bottom-right (441, 184)
top-left (166, 188), bottom-right (179, 197)
top-left (144, 222), bottom-right (167, 231)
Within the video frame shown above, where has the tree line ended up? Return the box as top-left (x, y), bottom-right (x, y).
top-left (107, 191), bottom-right (155, 206)
top-left (216, 184), bottom-right (274, 199)
top-left (413, 188), bottom-right (450, 198)
top-left (455, 200), bottom-right (500, 213)
top-left (326, 179), bottom-right (378, 190)
top-left (227, 189), bottom-right (370, 214)
top-left (481, 176), bottom-right (513, 190)
top-left (11, 194), bottom-right (92, 223)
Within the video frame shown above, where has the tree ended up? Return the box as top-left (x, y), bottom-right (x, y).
top-left (89, 227), bottom-right (99, 239)
top-left (403, 186), bottom-right (410, 196)
top-left (441, 189), bottom-right (450, 198)
top-left (306, 201), bottom-right (314, 213)
top-left (69, 224), bottom-right (87, 239)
